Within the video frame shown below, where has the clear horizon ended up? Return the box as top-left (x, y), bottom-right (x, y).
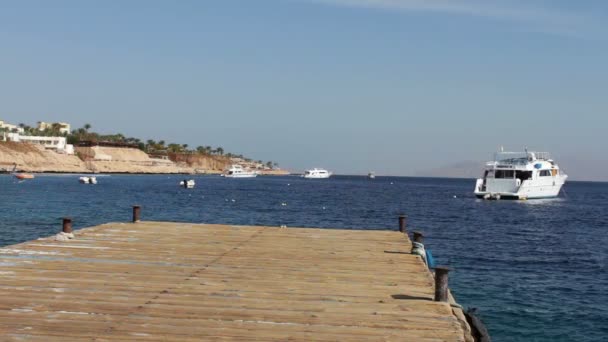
top-left (1, 0), bottom-right (607, 181)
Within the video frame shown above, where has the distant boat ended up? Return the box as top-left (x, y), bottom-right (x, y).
top-left (368, 172), bottom-right (376, 179)
top-left (474, 150), bottom-right (567, 200)
top-left (79, 176), bottom-right (97, 184)
top-left (14, 173), bottom-right (35, 180)
top-left (223, 165), bottom-right (257, 178)
top-left (303, 168), bottom-right (331, 179)
top-left (10, 163), bottom-right (34, 180)
top-left (180, 179), bottom-right (195, 188)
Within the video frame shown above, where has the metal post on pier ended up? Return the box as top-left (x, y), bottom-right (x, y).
top-left (132, 205), bottom-right (141, 223)
top-left (434, 266), bottom-right (451, 302)
top-left (62, 217), bottom-right (73, 234)
top-left (398, 214), bottom-right (407, 233)
top-left (413, 231), bottom-right (424, 244)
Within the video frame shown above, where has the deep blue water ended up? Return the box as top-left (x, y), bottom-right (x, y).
top-left (1, 174), bottom-right (606, 341)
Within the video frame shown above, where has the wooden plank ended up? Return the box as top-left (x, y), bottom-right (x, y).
top-left (0, 221), bottom-right (470, 341)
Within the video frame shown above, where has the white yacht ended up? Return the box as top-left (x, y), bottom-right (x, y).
top-left (303, 168), bottom-right (332, 179)
top-left (223, 165), bottom-right (257, 178)
top-left (474, 150), bottom-right (567, 200)
top-left (368, 172), bottom-right (376, 179)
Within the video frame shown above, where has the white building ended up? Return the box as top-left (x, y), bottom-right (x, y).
top-left (5, 132), bottom-right (74, 154)
top-left (37, 121), bottom-right (71, 134)
top-left (0, 120), bottom-right (25, 134)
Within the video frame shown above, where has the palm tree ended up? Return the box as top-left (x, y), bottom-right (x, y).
top-left (167, 143), bottom-right (182, 153)
top-left (49, 123), bottom-right (60, 134)
top-left (146, 140), bottom-right (156, 152)
top-left (83, 123), bottom-right (91, 132)
top-left (216, 147), bottom-right (224, 155)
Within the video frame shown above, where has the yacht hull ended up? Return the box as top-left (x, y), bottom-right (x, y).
top-left (224, 174), bottom-right (257, 178)
top-left (474, 177), bottom-right (566, 200)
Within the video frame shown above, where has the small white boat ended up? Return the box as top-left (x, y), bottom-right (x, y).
top-left (303, 168), bottom-right (332, 179)
top-left (79, 176), bottom-right (97, 184)
top-left (474, 149), bottom-right (567, 200)
top-left (180, 179), bottom-right (195, 188)
top-left (368, 172), bottom-right (376, 179)
top-left (223, 165), bottom-right (257, 178)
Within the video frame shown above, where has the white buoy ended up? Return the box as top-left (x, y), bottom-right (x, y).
top-left (281, 202), bottom-right (287, 206)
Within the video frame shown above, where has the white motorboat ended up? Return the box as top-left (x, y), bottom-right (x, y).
top-left (180, 179), bottom-right (195, 188)
top-left (79, 176), bottom-right (97, 184)
top-left (474, 150), bottom-right (567, 200)
top-left (223, 165), bottom-right (257, 178)
top-left (368, 172), bottom-right (376, 179)
top-left (303, 168), bottom-right (331, 179)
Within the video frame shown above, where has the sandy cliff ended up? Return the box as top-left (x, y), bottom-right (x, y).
top-left (76, 146), bottom-right (192, 174)
top-left (0, 142), bottom-right (88, 172)
top-left (0, 142), bottom-right (289, 175)
top-left (168, 153), bottom-right (231, 173)
top-left (168, 153), bottom-right (290, 175)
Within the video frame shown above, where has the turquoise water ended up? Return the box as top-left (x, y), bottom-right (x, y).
top-left (0, 174), bottom-right (606, 341)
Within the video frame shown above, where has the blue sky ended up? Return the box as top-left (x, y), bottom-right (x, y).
top-left (1, 0), bottom-right (607, 179)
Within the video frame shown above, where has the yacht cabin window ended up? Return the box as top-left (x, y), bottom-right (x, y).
top-left (494, 170), bottom-right (515, 179)
top-left (539, 170), bottom-right (552, 177)
top-left (515, 171), bottom-right (532, 180)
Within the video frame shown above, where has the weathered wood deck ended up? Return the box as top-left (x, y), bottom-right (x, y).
top-left (0, 221), bottom-right (471, 341)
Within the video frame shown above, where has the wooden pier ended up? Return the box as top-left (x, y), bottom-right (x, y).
top-left (0, 220), bottom-right (473, 341)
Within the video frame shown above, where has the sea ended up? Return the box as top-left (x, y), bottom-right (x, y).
top-left (1, 174), bottom-right (606, 342)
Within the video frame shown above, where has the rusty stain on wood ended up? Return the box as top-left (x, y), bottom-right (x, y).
top-left (0, 221), bottom-right (472, 341)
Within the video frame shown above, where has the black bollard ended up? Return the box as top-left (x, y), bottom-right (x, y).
top-left (133, 205), bottom-right (141, 223)
top-left (434, 266), bottom-right (451, 302)
top-left (62, 217), bottom-right (73, 233)
top-left (398, 215), bottom-right (407, 233)
top-left (413, 231), bottom-right (424, 244)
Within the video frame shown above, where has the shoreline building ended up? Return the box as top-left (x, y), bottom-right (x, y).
top-left (0, 120), bottom-right (25, 134)
top-left (4, 132), bottom-right (74, 154)
top-left (37, 121), bottom-right (71, 134)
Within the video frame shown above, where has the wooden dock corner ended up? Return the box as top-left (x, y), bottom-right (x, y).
top-left (0, 221), bottom-right (474, 341)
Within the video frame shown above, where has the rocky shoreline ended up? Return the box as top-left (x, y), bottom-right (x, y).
top-left (0, 142), bottom-right (289, 175)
